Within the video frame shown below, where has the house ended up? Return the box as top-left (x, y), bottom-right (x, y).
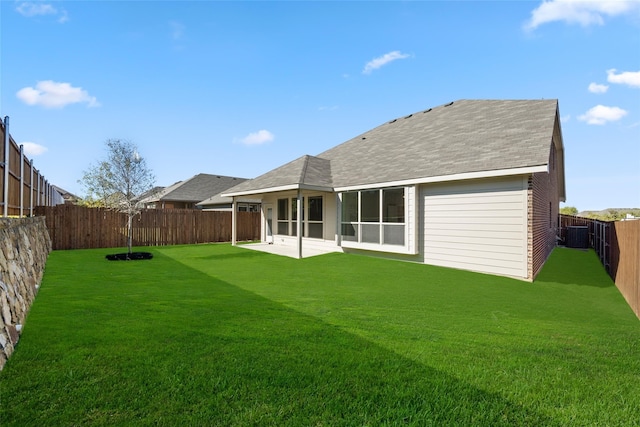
top-left (52, 185), bottom-right (80, 205)
top-left (222, 99), bottom-right (566, 281)
top-left (197, 193), bottom-right (261, 212)
top-left (143, 173), bottom-right (248, 209)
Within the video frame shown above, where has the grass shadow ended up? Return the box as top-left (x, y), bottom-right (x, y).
top-left (1, 248), bottom-right (558, 426)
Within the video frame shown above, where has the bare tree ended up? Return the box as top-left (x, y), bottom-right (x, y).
top-left (80, 139), bottom-right (155, 254)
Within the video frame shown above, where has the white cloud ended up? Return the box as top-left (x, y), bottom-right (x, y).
top-left (170, 21), bottom-right (185, 40)
top-left (16, 80), bottom-right (100, 109)
top-left (363, 51), bottom-right (411, 74)
top-left (237, 130), bottom-right (274, 146)
top-left (524, 0), bottom-right (640, 31)
top-left (578, 105), bottom-right (628, 125)
top-left (588, 82), bottom-right (609, 94)
top-left (560, 114), bottom-right (571, 123)
top-left (16, 2), bottom-right (56, 17)
top-left (21, 142), bottom-right (48, 156)
top-left (607, 69), bottom-right (640, 88)
top-left (15, 2), bottom-right (68, 23)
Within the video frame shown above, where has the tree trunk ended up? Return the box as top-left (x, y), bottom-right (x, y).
top-left (127, 214), bottom-right (133, 254)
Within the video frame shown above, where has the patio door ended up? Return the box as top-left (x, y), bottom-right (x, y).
top-left (265, 205), bottom-right (273, 243)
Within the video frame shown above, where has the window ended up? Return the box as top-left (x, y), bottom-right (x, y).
top-left (308, 196), bottom-right (323, 238)
top-left (341, 192), bottom-right (358, 242)
top-left (340, 187), bottom-right (406, 247)
top-left (277, 198), bottom-right (288, 235)
top-left (383, 188), bottom-right (405, 245)
top-left (291, 198), bottom-right (298, 236)
top-left (275, 195), bottom-right (324, 238)
top-left (237, 203), bottom-right (260, 212)
top-left (361, 190), bottom-right (380, 222)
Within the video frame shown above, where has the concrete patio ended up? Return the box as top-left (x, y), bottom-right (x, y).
top-left (239, 242), bottom-right (342, 259)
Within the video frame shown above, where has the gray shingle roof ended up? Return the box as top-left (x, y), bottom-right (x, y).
top-left (152, 173), bottom-right (247, 202)
top-left (225, 99), bottom-right (560, 195)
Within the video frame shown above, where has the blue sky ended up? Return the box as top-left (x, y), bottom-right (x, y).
top-left (1, 0), bottom-right (639, 211)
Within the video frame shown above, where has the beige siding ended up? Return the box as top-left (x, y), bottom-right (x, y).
top-left (422, 177), bottom-right (528, 279)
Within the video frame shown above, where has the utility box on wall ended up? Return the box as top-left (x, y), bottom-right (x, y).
top-left (566, 226), bottom-right (589, 249)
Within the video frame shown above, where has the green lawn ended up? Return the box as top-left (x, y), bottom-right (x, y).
top-left (1, 244), bottom-right (638, 426)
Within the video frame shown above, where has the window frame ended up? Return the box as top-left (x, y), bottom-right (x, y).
top-left (274, 194), bottom-right (324, 239)
top-left (340, 186), bottom-right (412, 254)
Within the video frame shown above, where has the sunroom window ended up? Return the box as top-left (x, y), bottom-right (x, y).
top-left (277, 198), bottom-right (288, 235)
top-left (275, 195), bottom-right (324, 238)
top-left (340, 187), bottom-right (406, 247)
top-left (307, 196), bottom-right (323, 238)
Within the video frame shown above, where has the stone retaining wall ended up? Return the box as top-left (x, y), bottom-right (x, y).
top-left (0, 217), bottom-right (51, 370)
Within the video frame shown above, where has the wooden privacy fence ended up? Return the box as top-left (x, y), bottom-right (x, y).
top-left (610, 220), bottom-right (640, 319)
top-left (35, 205), bottom-right (261, 250)
top-left (559, 214), bottom-right (611, 271)
top-left (1, 117), bottom-right (63, 217)
top-left (559, 214), bottom-right (640, 319)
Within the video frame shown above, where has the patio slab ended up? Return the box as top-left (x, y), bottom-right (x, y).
top-left (239, 242), bottom-right (342, 259)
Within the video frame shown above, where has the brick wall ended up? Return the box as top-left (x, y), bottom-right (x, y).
top-left (527, 141), bottom-right (560, 280)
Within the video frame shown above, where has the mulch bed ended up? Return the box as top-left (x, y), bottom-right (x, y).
top-left (106, 252), bottom-right (153, 261)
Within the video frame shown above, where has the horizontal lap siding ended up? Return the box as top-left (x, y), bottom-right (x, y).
top-left (422, 177), bottom-right (527, 278)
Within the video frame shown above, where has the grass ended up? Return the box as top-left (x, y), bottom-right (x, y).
top-left (1, 244), bottom-right (638, 426)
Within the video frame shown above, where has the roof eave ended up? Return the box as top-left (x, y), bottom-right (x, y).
top-left (222, 183), bottom-right (334, 197)
top-left (334, 165), bottom-right (548, 192)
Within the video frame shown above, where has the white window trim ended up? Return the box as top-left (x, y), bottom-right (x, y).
top-left (339, 186), bottom-right (417, 255)
top-left (275, 194), bottom-right (325, 239)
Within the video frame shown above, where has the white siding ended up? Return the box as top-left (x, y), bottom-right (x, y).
top-left (422, 177), bottom-right (528, 278)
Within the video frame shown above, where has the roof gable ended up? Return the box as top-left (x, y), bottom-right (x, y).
top-left (223, 155), bottom-right (333, 195)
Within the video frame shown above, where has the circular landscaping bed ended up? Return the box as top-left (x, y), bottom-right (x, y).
top-left (105, 252), bottom-right (153, 261)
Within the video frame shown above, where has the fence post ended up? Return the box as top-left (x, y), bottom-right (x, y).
top-left (29, 159), bottom-right (34, 216)
top-left (36, 170), bottom-right (41, 206)
top-left (20, 144), bottom-right (24, 217)
top-left (2, 116), bottom-right (9, 217)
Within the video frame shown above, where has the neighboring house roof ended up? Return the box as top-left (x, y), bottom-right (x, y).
top-left (196, 193), bottom-right (233, 206)
top-left (224, 99), bottom-right (563, 196)
top-left (146, 173), bottom-right (248, 203)
top-left (196, 193), bottom-right (261, 207)
top-left (52, 185), bottom-right (80, 202)
top-left (135, 186), bottom-right (165, 202)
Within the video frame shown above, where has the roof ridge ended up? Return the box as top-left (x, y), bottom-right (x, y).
top-left (298, 154), bottom-right (311, 184)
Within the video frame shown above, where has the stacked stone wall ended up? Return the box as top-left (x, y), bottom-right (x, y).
top-left (0, 217), bottom-right (51, 370)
